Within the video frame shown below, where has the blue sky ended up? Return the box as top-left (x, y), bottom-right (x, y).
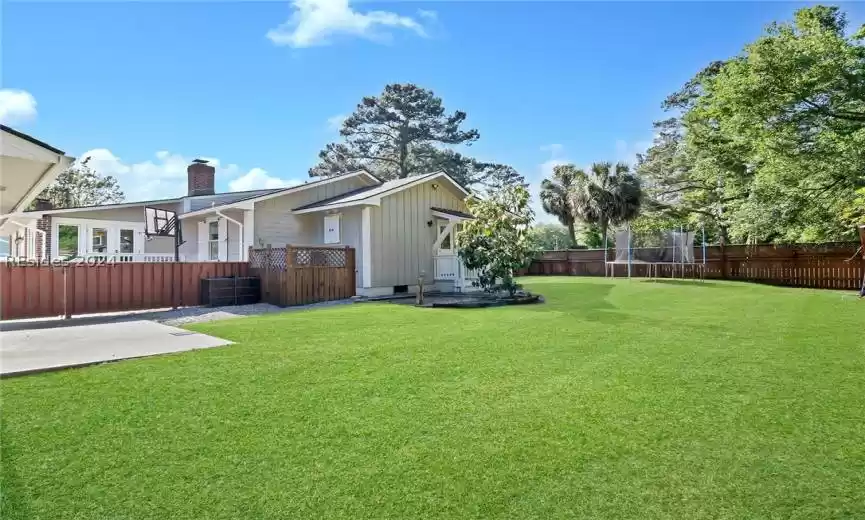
top-left (2, 1), bottom-right (863, 222)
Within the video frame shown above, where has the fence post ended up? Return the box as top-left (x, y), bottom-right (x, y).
top-left (346, 246), bottom-right (356, 296)
top-left (63, 264), bottom-right (72, 319)
top-left (720, 241), bottom-right (728, 279)
top-left (264, 244), bottom-right (272, 303)
top-left (285, 245), bottom-right (295, 306)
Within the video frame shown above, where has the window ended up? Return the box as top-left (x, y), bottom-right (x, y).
top-left (208, 221), bottom-right (219, 261)
top-left (119, 229), bottom-right (135, 254)
top-left (324, 214), bottom-right (340, 244)
top-left (91, 228), bottom-right (108, 253)
top-left (58, 224), bottom-right (80, 259)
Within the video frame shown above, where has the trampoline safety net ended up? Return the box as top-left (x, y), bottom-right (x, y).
top-left (613, 230), bottom-right (695, 263)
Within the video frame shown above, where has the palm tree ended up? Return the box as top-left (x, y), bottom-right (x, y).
top-left (539, 164), bottom-right (580, 247)
top-left (569, 161), bottom-right (642, 247)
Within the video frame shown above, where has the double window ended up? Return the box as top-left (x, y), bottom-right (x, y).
top-left (55, 221), bottom-right (141, 259)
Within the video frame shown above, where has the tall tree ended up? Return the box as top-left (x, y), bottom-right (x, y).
top-left (539, 164), bottom-right (580, 246)
top-left (636, 115), bottom-right (748, 244)
top-left (311, 83), bottom-right (524, 189)
top-left (568, 162), bottom-right (642, 247)
top-left (527, 223), bottom-right (574, 251)
top-left (648, 6), bottom-right (864, 243)
top-left (31, 158), bottom-right (124, 209)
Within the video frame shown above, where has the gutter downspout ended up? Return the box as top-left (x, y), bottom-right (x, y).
top-left (215, 210), bottom-right (243, 262)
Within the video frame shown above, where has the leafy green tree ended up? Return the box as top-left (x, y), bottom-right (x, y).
top-left (636, 116), bottom-right (743, 244)
top-left (457, 185), bottom-right (534, 295)
top-left (311, 83), bottom-right (524, 189)
top-left (576, 223), bottom-right (604, 249)
top-left (527, 223), bottom-right (573, 250)
top-left (568, 162), bottom-right (642, 247)
top-left (539, 164), bottom-right (580, 246)
top-left (31, 158), bottom-right (124, 209)
top-left (639, 5), bottom-right (864, 243)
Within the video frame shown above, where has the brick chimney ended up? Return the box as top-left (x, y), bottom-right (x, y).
top-left (33, 198), bottom-right (53, 211)
top-left (187, 159), bottom-right (215, 196)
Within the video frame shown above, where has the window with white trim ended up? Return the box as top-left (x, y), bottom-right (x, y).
top-left (208, 221), bottom-right (219, 261)
top-left (91, 228), bottom-right (108, 254)
top-left (324, 214), bottom-right (340, 244)
top-left (119, 229), bottom-right (135, 253)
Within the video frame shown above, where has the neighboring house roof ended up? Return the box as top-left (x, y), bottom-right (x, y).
top-left (28, 197), bottom-right (184, 215)
top-left (431, 207), bottom-right (474, 220)
top-left (293, 171), bottom-right (470, 214)
top-left (179, 169), bottom-right (381, 219)
top-left (20, 187), bottom-right (283, 217)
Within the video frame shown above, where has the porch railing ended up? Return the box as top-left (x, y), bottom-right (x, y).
top-left (434, 255), bottom-right (459, 280)
top-left (77, 253), bottom-right (184, 263)
top-left (434, 254), bottom-right (480, 282)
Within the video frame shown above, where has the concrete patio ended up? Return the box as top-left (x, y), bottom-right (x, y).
top-left (0, 319), bottom-right (231, 377)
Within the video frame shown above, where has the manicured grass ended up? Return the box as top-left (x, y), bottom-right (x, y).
top-left (3, 278), bottom-right (865, 519)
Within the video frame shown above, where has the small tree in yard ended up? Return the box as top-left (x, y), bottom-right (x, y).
top-left (456, 185), bottom-right (535, 296)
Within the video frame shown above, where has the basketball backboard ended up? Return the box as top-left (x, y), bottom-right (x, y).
top-left (144, 207), bottom-right (178, 237)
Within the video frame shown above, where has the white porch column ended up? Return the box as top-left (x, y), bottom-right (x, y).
top-left (242, 209), bottom-right (254, 261)
top-left (361, 207), bottom-right (372, 289)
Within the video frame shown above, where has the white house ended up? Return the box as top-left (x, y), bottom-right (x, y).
top-left (11, 156), bottom-right (479, 296)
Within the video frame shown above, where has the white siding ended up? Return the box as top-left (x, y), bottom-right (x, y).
top-left (222, 209), bottom-right (245, 261)
top-left (369, 180), bottom-right (466, 288)
top-left (182, 209), bottom-right (244, 261)
top-left (253, 176), bottom-right (370, 247)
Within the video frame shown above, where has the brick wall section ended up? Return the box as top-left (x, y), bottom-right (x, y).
top-left (187, 161), bottom-right (215, 196)
top-left (35, 215), bottom-right (51, 259)
top-left (32, 199), bottom-right (53, 260)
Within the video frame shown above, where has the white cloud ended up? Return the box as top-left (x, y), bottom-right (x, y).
top-left (417, 9), bottom-right (437, 21)
top-left (0, 89), bottom-right (37, 125)
top-left (80, 149), bottom-right (300, 202)
top-left (228, 168), bottom-right (301, 191)
top-left (327, 113), bottom-right (347, 131)
top-left (614, 138), bottom-right (653, 166)
top-left (266, 0), bottom-right (429, 48)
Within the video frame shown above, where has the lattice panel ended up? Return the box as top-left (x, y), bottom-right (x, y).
top-left (293, 248), bottom-right (347, 267)
top-left (249, 249), bottom-right (266, 268)
top-left (249, 247), bottom-right (287, 270)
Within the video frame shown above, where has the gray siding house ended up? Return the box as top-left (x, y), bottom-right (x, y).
top-left (13, 159), bottom-right (477, 296)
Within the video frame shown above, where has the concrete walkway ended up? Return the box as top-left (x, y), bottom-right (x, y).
top-left (0, 320), bottom-right (231, 377)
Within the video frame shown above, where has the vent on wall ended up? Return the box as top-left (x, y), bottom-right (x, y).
top-left (393, 285), bottom-right (409, 294)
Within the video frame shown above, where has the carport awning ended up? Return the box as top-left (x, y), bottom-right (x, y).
top-left (0, 125), bottom-right (73, 231)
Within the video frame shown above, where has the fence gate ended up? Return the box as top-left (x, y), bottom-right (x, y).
top-left (249, 245), bottom-right (356, 306)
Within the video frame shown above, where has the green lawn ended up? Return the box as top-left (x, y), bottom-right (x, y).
top-left (3, 278), bottom-right (865, 519)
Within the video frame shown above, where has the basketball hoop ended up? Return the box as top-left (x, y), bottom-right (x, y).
top-left (144, 206), bottom-right (185, 261)
top-left (145, 207), bottom-right (178, 238)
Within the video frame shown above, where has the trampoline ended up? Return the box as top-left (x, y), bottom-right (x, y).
top-left (605, 226), bottom-right (707, 280)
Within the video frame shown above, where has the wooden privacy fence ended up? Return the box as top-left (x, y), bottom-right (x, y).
top-left (0, 262), bottom-right (248, 320)
top-left (249, 245), bottom-right (356, 306)
top-left (521, 243), bottom-right (865, 290)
